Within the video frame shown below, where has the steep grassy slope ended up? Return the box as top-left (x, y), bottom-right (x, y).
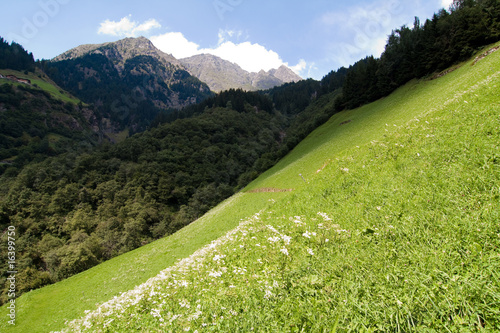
top-left (0, 69), bottom-right (81, 104)
top-left (2, 43), bottom-right (499, 332)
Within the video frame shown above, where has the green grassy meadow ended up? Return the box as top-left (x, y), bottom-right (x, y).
top-left (0, 69), bottom-right (81, 104)
top-left (2, 43), bottom-right (499, 332)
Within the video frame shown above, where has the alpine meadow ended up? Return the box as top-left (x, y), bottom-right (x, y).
top-left (1, 0), bottom-right (500, 332)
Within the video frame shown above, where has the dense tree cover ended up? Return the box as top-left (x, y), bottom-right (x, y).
top-left (322, 0), bottom-right (500, 110)
top-left (0, 88), bottom-right (330, 302)
top-left (0, 83), bottom-right (99, 175)
top-left (152, 88), bottom-right (274, 124)
top-left (0, 37), bottom-right (35, 72)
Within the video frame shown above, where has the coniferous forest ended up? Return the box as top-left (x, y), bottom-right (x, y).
top-left (0, 0), bottom-right (499, 303)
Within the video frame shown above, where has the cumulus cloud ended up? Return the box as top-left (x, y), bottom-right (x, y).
top-left (150, 32), bottom-right (201, 59)
top-left (441, 0), bottom-right (453, 9)
top-left (98, 17), bottom-right (308, 77)
top-left (290, 59), bottom-right (307, 75)
top-left (150, 29), bottom-right (307, 77)
top-left (98, 15), bottom-right (161, 37)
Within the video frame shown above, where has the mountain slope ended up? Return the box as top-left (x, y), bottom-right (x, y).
top-left (5, 41), bottom-right (499, 333)
top-left (0, 68), bottom-right (102, 173)
top-left (63, 43), bottom-right (500, 332)
top-left (46, 37), bottom-right (212, 133)
top-left (180, 54), bottom-right (301, 92)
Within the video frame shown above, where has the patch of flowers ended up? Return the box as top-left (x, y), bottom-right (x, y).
top-left (57, 210), bottom-right (352, 332)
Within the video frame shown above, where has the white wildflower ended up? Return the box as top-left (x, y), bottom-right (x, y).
top-left (307, 248), bottom-right (314, 256)
top-left (282, 235), bottom-right (292, 245)
top-left (341, 168), bottom-right (349, 173)
top-left (179, 299), bottom-right (191, 308)
top-left (318, 212), bottom-right (332, 221)
top-left (266, 225), bottom-right (280, 234)
top-left (280, 247), bottom-right (289, 256)
top-left (267, 236), bottom-right (281, 243)
top-left (151, 308), bottom-right (162, 318)
top-left (213, 254), bottom-right (226, 262)
top-left (187, 310), bottom-right (202, 322)
top-left (208, 270), bottom-right (223, 278)
top-left (233, 267), bottom-right (247, 275)
top-left (303, 230), bottom-right (315, 238)
top-left (178, 280), bottom-right (189, 287)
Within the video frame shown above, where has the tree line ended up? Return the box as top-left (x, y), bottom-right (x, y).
top-left (322, 0), bottom-right (500, 110)
top-left (0, 38), bottom-right (35, 72)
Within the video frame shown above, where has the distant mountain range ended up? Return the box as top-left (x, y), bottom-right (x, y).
top-left (46, 37), bottom-right (302, 133)
top-left (53, 37), bottom-right (302, 93)
top-left (47, 37), bottom-right (212, 133)
top-left (180, 54), bottom-right (302, 92)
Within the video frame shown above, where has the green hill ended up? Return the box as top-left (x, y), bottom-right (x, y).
top-left (0, 69), bottom-right (101, 174)
top-left (2, 42), bottom-right (499, 332)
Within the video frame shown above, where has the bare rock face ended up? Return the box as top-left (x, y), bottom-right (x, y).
top-left (268, 65), bottom-right (302, 84)
top-left (53, 37), bottom-right (182, 76)
top-left (180, 54), bottom-right (302, 92)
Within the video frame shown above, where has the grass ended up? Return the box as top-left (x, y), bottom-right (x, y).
top-left (0, 192), bottom-right (278, 332)
top-left (0, 68), bottom-right (82, 104)
top-left (2, 42), bottom-right (500, 332)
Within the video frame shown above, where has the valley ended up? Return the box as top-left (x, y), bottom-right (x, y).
top-left (1, 1), bottom-right (499, 331)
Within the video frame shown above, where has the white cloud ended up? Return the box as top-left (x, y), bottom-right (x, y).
top-left (150, 29), bottom-right (307, 77)
top-left (204, 40), bottom-right (284, 73)
top-left (98, 15), bottom-right (161, 37)
top-left (290, 59), bottom-right (307, 75)
top-left (441, 0), bottom-right (453, 9)
top-left (150, 32), bottom-right (201, 59)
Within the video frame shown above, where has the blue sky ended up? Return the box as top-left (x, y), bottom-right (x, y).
top-left (1, 0), bottom-right (452, 79)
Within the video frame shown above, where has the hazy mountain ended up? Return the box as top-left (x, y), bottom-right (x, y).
top-left (47, 37), bottom-right (212, 133)
top-left (180, 54), bottom-right (302, 92)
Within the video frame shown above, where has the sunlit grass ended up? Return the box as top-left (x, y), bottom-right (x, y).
top-left (2, 43), bottom-right (499, 332)
top-left (0, 68), bottom-right (81, 104)
top-left (59, 55), bottom-right (500, 331)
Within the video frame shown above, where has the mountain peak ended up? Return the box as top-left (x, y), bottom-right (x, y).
top-left (53, 36), bottom-right (180, 68)
top-left (268, 65), bottom-right (302, 83)
top-left (180, 54), bottom-right (302, 92)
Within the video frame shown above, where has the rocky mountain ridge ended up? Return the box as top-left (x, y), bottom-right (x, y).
top-left (180, 53), bottom-right (302, 92)
top-left (55, 37), bottom-right (302, 93)
top-left (53, 37), bottom-right (182, 73)
top-left (47, 37), bottom-right (213, 133)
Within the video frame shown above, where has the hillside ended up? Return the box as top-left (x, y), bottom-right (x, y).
top-left (0, 68), bottom-right (103, 174)
top-left (3, 41), bottom-right (499, 333)
top-left (180, 54), bottom-right (301, 92)
top-left (0, 80), bottom-right (331, 306)
top-left (45, 37), bottom-right (213, 134)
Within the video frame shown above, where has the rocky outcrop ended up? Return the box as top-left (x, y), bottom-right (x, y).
top-left (180, 54), bottom-right (302, 92)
